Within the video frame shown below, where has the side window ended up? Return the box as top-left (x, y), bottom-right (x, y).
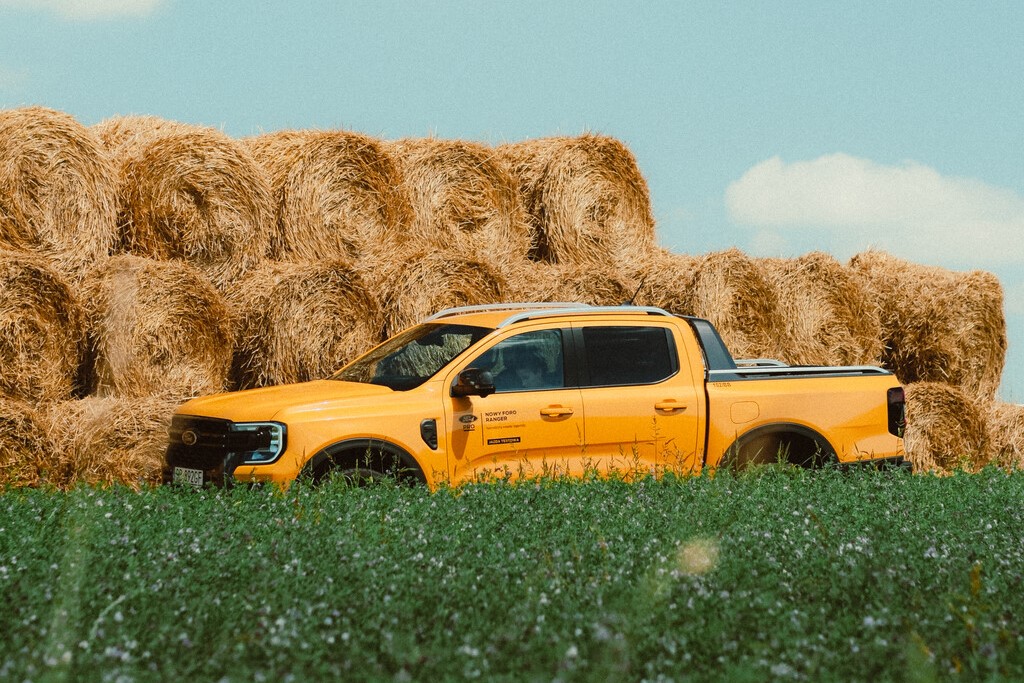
top-left (581, 326), bottom-right (677, 387)
top-left (471, 329), bottom-right (564, 393)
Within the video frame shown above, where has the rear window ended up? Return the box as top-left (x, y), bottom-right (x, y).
top-left (581, 326), bottom-right (677, 387)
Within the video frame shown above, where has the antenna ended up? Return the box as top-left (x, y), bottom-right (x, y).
top-left (625, 276), bottom-right (647, 305)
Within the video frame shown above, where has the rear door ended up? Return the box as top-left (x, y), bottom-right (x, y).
top-left (572, 321), bottom-right (702, 475)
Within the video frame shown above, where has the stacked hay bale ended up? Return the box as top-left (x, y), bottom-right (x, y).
top-left (511, 262), bottom-right (636, 306)
top-left (984, 401), bottom-right (1024, 471)
top-left (500, 134), bottom-right (656, 271)
top-left (1, 106), bottom-right (1016, 484)
top-left (93, 114), bottom-right (190, 151)
top-left (0, 251), bottom-right (86, 405)
top-left (903, 382), bottom-right (990, 473)
top-left (378, 250), bottom-right (509, 336)
top-left (760, 252), bottom-right (883, 367)
top-left (389, 138), bottom-right (531, 267)
top-left (849, 250), bottom-right (1006, 402)
top-left (0, 397), bottom-right (54, 488)
top-left (229, 260), bottom-right (384, 388)
top-left (635, 248), bottom-right (787, 360)
top-left (98, 115), bottom-right (274, 289)
top-left (81, 255), bottom-right (235, 399)
top-left (0, 106), bottom-right (118, 279)
top-left (245, 130), bottom-right (414, 266)
top-left (44, 395), bottom-right (178, 488)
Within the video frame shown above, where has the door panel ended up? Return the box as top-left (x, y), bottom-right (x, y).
top-left (443, 326), bottom-right (586, 484)
top-left (447, 388), bottom-right (585, 483)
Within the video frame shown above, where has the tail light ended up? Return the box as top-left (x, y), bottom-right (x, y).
top-left (887, 387), bottom-right (906, 438)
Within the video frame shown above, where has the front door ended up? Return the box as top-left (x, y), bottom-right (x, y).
top-left (443, 326), bottom-right (586, 484)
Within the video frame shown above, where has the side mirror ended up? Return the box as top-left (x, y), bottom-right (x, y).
top-left (451, 368), bottom-right (495, 398)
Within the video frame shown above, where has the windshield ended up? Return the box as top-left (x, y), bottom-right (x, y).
top-left (332, 323), bottom-right (492, 391)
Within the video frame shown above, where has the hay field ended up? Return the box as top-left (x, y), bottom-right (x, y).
top-left (0, 106), bottom-right (1013, 486)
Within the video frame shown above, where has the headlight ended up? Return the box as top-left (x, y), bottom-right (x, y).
top-left (230, 422), bottom-right (286, 465)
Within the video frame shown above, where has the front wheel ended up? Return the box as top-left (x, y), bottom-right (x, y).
top-left (334, 465), bottom-right (389, 486)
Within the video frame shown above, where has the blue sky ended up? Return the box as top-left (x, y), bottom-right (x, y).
top-left (3, 0), bottom-right (1023, 397)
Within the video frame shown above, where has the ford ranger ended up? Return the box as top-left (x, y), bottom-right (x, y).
top-left (162, 303), bottom-right (907, 488)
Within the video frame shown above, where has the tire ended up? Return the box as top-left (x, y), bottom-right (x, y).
top-left (335, 465), bottom-right (389, 486)
top-left (724, 429), bottom-right (835, 472)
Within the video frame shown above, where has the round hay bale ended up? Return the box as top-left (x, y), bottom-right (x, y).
top-left (511, 261), bottom-right (636, 306)
top-left (109, 122), bottom-right (274, 289)
top-left (760, 252), bottom-right (883, 367)
top-left (0, 106), bottom-right (117, 277)
top-left (245, 130), bottom-right (413, 264)
top-left (389, 138), bottom-right (531, 264)
top-left (82, 255), bottom-right (234, 399)
top-left (0, 397), bottom-right (54, 488)
top-left (849, 250), bottom-right (1006, 401)
top-left (92, 114), bottom-right (190, 152)
top-left (499, 134), bottom-right (656, 269)
top-left (379, 249), bottom-right (508, 336)
top-left (229, 260), bottom-right (384, 389)
top-left (636, 248), bottom-right (786, 360)
top-left (985, 401), bottom-right (1024, 471)
top-left (631, 247), bottom-right (700, 314)
top-left (0, 250), bottom-right (85, 404)
top-left (44, 395), bottom-right (177, 489)
top-left (903, 382), bottom-right (988, 473)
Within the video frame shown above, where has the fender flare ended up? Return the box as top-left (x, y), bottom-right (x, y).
top-left (301, 438), bottom-right (427, 484)
top-left (723, 423), bottom-right (837, 469)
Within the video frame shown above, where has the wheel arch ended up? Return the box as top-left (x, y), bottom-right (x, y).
top-left (723, 422), bottom-right (837, 469)
top-left (301, 438), bottom-right (428, 485)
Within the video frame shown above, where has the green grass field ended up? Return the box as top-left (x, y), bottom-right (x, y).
top-left (2, 468), bottom-right (1023, 681)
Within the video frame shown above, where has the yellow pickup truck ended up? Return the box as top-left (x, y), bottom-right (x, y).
top-left (163, 303), bottom-right (907, 488)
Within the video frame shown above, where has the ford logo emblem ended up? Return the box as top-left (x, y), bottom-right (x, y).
top-left (181, 430), bottom-right (198, 446)
top-left (459, 414), bottom-right (477, 424)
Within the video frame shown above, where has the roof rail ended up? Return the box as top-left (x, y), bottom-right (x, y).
top-left (424, 302), bottom-right (589, 322)
top-left (496, 305), bottom-right (672, 328)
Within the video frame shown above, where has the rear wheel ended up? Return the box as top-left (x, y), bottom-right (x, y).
top-left (724, 429), bottom-right (835, 471)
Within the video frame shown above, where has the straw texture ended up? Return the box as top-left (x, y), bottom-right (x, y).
top-left (107, 120), bottom-right (274, 288)
top-left (0, 250), bottom-right (85, 404)
top-left (229, 260), bottom-right (384, 388)
top-left (849, 250), bottom-right (1006, 401)
top-left (0, 106), bottom-right (118, 277)
top-left (82, 255), bottom-right (234, 399)
top-left (390, 138), bottom-right (532, 264)
top-left (246, 129), bottom-right (413, 264)
top-left (500, 134), bottom-right (655, 270)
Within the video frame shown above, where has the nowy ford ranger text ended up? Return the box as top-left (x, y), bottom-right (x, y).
top-left (163, 303), bottom-right (907, 488)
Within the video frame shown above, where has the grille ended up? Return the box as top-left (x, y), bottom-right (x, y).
top-left (165, 415), bottom-right (235, 469)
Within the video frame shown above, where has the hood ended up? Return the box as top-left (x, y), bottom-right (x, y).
top-left (175, 380), bottom-right (396, 423)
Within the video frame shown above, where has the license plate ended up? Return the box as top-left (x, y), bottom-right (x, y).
top-left (173, 467), bottom-right (204, 488)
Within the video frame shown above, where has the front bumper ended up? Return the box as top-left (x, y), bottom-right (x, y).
top-left (163, 414), bottom-right (287, 487)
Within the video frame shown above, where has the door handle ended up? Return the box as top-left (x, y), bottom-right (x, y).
top-left (540, 405), bottom-right (574, 417)
top-left (655, 401), bottom-right (687, 413)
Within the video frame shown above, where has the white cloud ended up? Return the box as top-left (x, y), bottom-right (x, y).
top-left (725, 153), bottom-right (1024, 267)
top-left (0, 0), bottom-right (163, 20)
